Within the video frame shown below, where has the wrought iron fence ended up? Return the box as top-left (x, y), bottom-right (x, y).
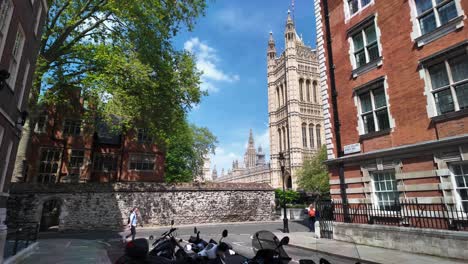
top-left (332, 199), bottom-right (468, 231)
top-left (4, 222), bottom-right (39, 258)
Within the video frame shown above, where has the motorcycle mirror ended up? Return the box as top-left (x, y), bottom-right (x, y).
top-left (280, 236), bottom-right (290, 246)
top-left (194, 227), bottom-right (197, 234)
top-left (222, 230), bottom-right (228, 237)
top-left (171, 219), bottom-right (174, 226)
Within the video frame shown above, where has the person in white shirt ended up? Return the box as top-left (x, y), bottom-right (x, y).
top-left (128, 207), bottom-right (139, 241)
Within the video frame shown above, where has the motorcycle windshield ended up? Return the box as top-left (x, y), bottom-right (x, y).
top-left (252, 230), bottom-right (290, 262)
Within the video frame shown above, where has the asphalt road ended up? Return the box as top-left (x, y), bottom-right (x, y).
top-left (34, 221), bottom-right (357, 263)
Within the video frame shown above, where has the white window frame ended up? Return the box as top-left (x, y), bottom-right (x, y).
top-left (344, 0), bottom-right (374, 21)
top-left (356, 84), bottom-right (391, 135)
top-left (93, 153), bottom-right (118, 172)
top-left (370, 170), bottom-right (399, 210)
top-left (0, 0), bottom-right (13, 57)
top-left (69, 149), bottom-right (85, 169)
top-left (63, 119), bottom-right (82, 136)
top-left (37, 148), bottom-right (61, 184)
top-left (129, 154), bottom-right (155, 171)
top-left (425, 53), bottom-right (468, 116)
top-left (17, 61), bottom-right (30, 110)
top-left (449, 163), bottom-right (468, 213)
top-left (34, 2), bottom-right (42, 36)
top-left (7, 25), bottom-right (25, 90)
top-left (410, 0), bottom-right (465, 46)
top-left (35, 113), bottom-right (48, 133)
top-left (350, 21), bottom-right (381, 70)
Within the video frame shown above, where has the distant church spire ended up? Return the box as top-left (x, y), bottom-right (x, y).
top-left (244, 129), bottom-right (257, 168)
top-left (248, 129), bottom-right (254, 145)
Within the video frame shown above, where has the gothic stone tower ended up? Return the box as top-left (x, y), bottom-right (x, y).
top-left (267, 11), bottom-right (323, 189)
top-left (244, 129), bottom-right (257, 168)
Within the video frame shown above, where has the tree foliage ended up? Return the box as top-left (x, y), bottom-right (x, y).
top-left (275, 189), bottom-right (300, 206)
top-left (14, 0), bottom-right (216, 181)
top-left (296, 147), bottom-right (330, 198)
top-left (165, 123), bottom-right (217, 183)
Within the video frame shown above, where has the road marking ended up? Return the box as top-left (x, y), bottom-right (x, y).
top-left (65, 241), bottom-right (71, 248)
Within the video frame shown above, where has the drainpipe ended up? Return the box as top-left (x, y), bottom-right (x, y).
top-left (323, 0), bottom-right (350, 222)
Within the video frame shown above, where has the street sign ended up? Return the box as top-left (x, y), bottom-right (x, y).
top-left (344, 143), bottom-right (361, 154)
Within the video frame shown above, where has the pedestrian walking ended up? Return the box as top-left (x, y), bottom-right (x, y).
top-left (308, 204), bottom-right (316, 232)
top-left (125, 207), bottom-right (139, 241)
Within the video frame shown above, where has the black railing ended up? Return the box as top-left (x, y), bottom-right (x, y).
top-left (4, 222), bottom-right (39, 258)
top-left (331, 199), bottom-right (468, 231)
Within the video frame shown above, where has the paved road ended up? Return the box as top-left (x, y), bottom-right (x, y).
top-left (23, 221), bottom-right (355, 263)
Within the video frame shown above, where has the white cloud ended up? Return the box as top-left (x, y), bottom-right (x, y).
top-left (184, 37), bottom-right (239, 93)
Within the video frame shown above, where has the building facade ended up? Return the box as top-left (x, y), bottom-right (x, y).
top-left (216, 130), bottom-right (271, 184)
top-left (267, 12), bottom-right (324, 189)
top-left (315, 0), bottom-right (467, 211)
top-left (17, 90), bottom-right (165, 184)
top-left (0, 0), bottom-right (48, 259)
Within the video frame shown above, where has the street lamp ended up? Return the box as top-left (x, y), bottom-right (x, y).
top-left (278, 152), bottom-right (289, 233)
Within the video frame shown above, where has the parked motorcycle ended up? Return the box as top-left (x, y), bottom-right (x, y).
top-left (115, 238), bottom-right (184, 264)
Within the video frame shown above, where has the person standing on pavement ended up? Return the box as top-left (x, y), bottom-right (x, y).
top-left (308, 204), bottom-right (316, 232)
top-left (128, 207), bottom-right (139, 241)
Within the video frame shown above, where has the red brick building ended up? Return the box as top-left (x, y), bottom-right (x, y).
top-left (0, 0), bottom-right (48, 259)
top-left (25, 97), bottom-right (165, 183)
top-left (315, 0), bottom-right (467, 213)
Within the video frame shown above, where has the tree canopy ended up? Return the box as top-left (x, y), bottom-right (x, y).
top-left (15, 0), bottom-right (215, 182)
top-left (296, 147), bottom-right (330, 198)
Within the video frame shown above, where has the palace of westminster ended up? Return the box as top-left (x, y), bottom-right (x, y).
top-left (204, 11), bottom-right (324, 189)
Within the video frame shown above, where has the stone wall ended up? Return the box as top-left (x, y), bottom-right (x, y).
top-left (333, 222), bottom-right (468, 260)
top-left (7, 182), bottom-right (276, 230)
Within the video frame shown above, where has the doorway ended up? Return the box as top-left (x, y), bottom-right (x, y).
top-left (40, 199), bottom-right (61, 231)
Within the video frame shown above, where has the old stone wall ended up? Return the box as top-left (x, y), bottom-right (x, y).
top-left (7, 182), bottom-right (276, 230)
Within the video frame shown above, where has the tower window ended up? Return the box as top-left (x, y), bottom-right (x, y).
top-left (302, 123), bottom-right (307, 148)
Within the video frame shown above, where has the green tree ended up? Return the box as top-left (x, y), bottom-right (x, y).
top-left (14, 0), bottom-right (208, 180)
top-left (275, 189), bottom-right (300, 206)
top-left (296, 147), bottom-right (330, 198)
top-left (165, 123), bottom-right (217, 183)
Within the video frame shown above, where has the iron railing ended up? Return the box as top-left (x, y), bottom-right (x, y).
top-left (5, 222), bottom-right (39, 258)
top-left (324, 199), bottom-right (468, 231)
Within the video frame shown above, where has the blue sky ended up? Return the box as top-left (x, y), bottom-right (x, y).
top-left (173, 0), bottom-right (317, 174)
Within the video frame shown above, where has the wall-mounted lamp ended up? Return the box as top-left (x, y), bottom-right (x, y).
top-left (17, 111), bottom-right (29, 126)
top-left (0, 70), bottom-right (10, 90)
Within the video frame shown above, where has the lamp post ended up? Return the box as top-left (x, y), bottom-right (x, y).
top-left (278, 152), bottom-right (289, 233)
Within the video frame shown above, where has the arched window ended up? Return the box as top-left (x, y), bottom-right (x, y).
top-left (282, 127), bottom-right (287, 150)
top-left (276, 87), bottom-right (280, 108)
top-left (309, 124), bottom-right (315, 148)
top-left (313, 81), bottom-right (318, 103)
top-left (316, 125), bottom-right (322, 147)
top-left (302, 123), bottom-right (307, 148)
top-left (306, 80), bottom-right (311, 102)
top-left (278, 129), bottom-right (282, 152)
top-left (299, 79), bottom-right (304, 101)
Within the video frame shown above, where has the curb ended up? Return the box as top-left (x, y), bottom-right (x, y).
top-left (4, 242), bottom-right (38, 264)
top-left (286, 243), bottom-right (380, 264)
top-left (138, 220), bottom-right (283, 230)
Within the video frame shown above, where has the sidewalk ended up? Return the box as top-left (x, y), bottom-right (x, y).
top-left (18, 239), bottom-right (112, 264)
top-left (275, 232), bottom-right (466, 264)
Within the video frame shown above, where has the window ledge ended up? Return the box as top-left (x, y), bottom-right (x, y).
top-left (416, 15), bottom-right (464, 48)
top-left (431, 108), bottom-right (468, 123)
top-left (352, 57), bottom-right (382, 78)
top-left (359, 128), bottom-right (391, 141)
